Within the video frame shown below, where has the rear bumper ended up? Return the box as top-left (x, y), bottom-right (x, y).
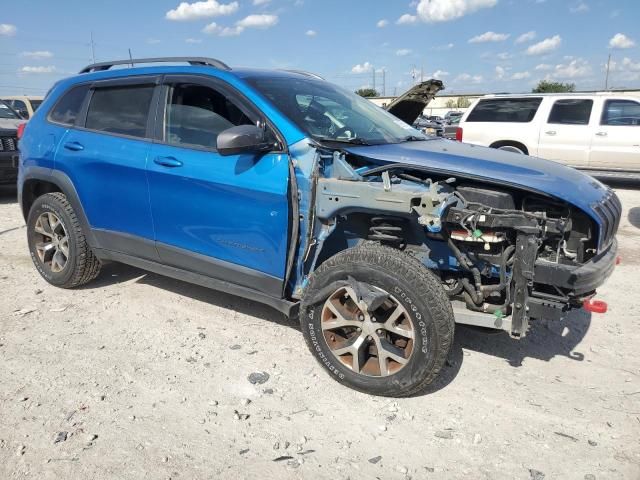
top-left (533, 238), bottom-right (618, 297)
top-left (0, 151), bottom-right (19, 184)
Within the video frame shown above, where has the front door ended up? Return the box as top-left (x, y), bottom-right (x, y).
top-left (146, 75), bottom-right (290, 297)
top-left (537, 98), bottom-right (594, 167)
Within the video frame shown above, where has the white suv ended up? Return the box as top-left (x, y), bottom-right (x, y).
top-left (458, 93), bottom-right (640, 177)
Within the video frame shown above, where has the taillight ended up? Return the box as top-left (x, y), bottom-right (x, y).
top-left (17, 122), bottom-right (26, 140)
top-left (455, 127), bottom-right (463, 142)
top-left (583, 299), bottom-right (608, 314)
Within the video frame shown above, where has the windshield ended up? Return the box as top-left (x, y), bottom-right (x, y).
top-left (245, 76), bottom-right (426, 145)
top-left (0, 101), bottom-right (20, 120)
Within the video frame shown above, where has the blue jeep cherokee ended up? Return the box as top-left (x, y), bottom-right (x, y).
top-left (18, 57), bottom-right (620, 396)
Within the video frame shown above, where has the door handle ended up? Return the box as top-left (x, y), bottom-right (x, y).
top-left (153, 156), bottom-right (183, 168)
top-left (63, 141), bottom-right (84, 151)
top-left (595, 132), bottom-right (608, 137)
top-left (545, 130), bottom-right (557, 136)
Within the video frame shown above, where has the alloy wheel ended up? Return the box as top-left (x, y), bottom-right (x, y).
top-left (32, 212), bottom-right (69, 273)
top-left (320, 285), bottom-right (415, 377)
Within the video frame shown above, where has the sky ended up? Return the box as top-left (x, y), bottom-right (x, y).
top-left (1, 0), bottom-right (639, 97)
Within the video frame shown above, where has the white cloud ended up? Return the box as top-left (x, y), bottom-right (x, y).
top-left (203, 14), bottom-right (279, 36)
top-left (468, 31), bottom-right (509, 43)
top-left (609, 33), bottom-right (636, 49)
top-left (237, 14), bottom-right (278, 28)
top-left (147, 38), bottom-right (161, 45)
top-left (0, 24), bottom-right (16, 36)
top-left (609, 57), bottom-right (640, 73)
top-left (21, 51), bottom-right (53, 59)
top-left (185, 38), bottom-right (202, 43)
top-left (496, 52), bottom-right (512, 60)
top-left (431, 43), bottom-right (455, 51)
top-left (352, 62), bottom-right (373, 74)
top-left (166, 0), bottom-right (238, 21)
top-left (431, 69), bottom-right (449, 77)
top-left (396, 48), bottom-right (412, 56)
top-left (495, 65), bottom-right (505, 79)
top-left (376, 19), bottom-right (389, 28)
top-left (549, 58), bottom-right (591, 79)
top-left (515, 30), bottom-right (536, 44)
top-left (526, 35), bottom-right (561, 55)
top-left (569, 2), bottom-right (589, 13)
top-left (253, 0), bottom-right (270, 4)
top-left (511, 71), bottom-right (531, 80)
top-left (416, 0), bottom-right (497, 23)
top-left (20, 66), bottom-right (56, 74)
top-left (396, 14), bottom-right (418, 25)
top-left (535, 63), bottom-right (552, 71)
top-left (305, 29), bottom-right (316, 37)
top-left (454, 73), bottom-right (484, 84)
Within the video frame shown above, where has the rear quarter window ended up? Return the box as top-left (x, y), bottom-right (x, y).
top-left (48, 85), bottom-right (90, 126)
top-left (466, 98), bottom-right (542, 123)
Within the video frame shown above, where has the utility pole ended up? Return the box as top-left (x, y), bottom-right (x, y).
top-left (382, 69), bottom-right (386, 96)
top-left (605, 53), bottom-right (612, 90)
top-left (128, 48), bottom-right (134, 67)
top-left (90, 32), bottom-right (96, 63)
top-left (372, 66), bottom-right (376, 93)
top-left (420, 65), bottom-right (424, 82)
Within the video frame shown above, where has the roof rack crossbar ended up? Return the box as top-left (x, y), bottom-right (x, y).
top-left (79, 57), bottom-right (231, 74)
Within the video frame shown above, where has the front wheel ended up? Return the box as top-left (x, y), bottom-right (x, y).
top-left (300, 244), bottom-right (455, 397)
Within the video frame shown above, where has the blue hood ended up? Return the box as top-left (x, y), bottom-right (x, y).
top-left (345, 139), bottom-right (611, 222)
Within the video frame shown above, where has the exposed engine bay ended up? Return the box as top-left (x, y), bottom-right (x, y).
top-left (300, 148), bottom-right (612, 337)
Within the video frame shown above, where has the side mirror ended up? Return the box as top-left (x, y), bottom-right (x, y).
top-left (217, 124), bottom-right (272, 156)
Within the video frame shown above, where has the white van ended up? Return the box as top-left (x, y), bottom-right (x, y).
top-left (458, 93), bottom-right (640, 177)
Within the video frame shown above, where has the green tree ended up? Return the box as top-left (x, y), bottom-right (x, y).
top-left (445, 99), bottom-right (457, 108)
top-left (355, 88), bottom-right (379, 98)
top-left (456, 97), bottom-right (471, 108)
top-left (532, 80), bottom-right (576, 93)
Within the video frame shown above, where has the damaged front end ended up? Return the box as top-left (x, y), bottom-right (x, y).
top-left (289, 142), bottom-right (620, 338)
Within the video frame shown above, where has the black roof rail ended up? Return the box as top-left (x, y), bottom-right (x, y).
top-left (79, 57), bottom-right (231, 74)
top-left (280, 69), bottom-right (325, 80)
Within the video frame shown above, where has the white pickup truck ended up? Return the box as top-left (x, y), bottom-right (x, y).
top-left (457, 93), bottom-right (640, 178)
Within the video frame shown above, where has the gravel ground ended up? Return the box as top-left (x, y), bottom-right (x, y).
top-left (0, 184), bottom-right (639, 480)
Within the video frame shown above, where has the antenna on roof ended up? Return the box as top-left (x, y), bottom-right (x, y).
top-left (128, 49), bottom-right (134, 68)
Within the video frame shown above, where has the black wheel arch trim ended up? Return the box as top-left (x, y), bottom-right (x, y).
top-left (20, 166), bottom-right (98, 248)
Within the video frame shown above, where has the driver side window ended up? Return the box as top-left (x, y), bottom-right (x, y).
top-left (164, 83), bottom-right (255, 149)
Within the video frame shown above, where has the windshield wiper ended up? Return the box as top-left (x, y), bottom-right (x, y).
top-left (321, 137), bottom-right (371, 146)
top-left (401, 135), bottom-right (427, 142)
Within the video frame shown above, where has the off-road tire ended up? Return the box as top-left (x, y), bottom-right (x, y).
top-left (300, 243), bottom-right (455, 397)
top-left (27, 192), bottom-right (101, 288)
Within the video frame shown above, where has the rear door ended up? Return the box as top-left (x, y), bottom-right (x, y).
top-left (537, 98), bottom-right (593, 167)
top-left (589, 98), bottom-right (640, 172)
top-left (146, 75), bottom-right (290, 297)
top-left (54, 76), bottom-right (160, 260)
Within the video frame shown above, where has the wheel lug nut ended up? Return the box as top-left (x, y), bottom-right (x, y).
top-left (356, 327), bottom-right (361, 332)
top-left (358, 314), bottom-right (364, 321)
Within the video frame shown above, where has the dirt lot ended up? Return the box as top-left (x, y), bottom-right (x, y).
top-left (0, 184), bottom-right (639, 480)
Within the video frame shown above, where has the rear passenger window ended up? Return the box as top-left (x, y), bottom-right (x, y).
top-left (163, 83), bottom-right (254, 149)
top-left (466, 98), bottom-right (542, 123)
top-left (548, 99), bottom-right (593, 125)
top-left (49, 85), bottom-right (90, 126)
top-left (85, 85), bottom-right (154, 138)
top-left (601, 99), bottom-right (640, 126)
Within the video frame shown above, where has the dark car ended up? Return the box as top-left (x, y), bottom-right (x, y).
top-left (443, 115), bottom-right (461, 139)
top-left (18, 58), bottom-right (620, 397)
top-left (0, 100), bottom-right (23, 184)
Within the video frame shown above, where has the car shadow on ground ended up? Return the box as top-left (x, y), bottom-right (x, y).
top-left (90, 261), bottom-right (298, 331)
top-left (424, 309), bottom-right (592, 395)
top-left (0, 185), bottom-right (17, 204)
top-left (92, 262), bottom-right (592, 396)
top-left (628, 207), bottom-right (640, 229)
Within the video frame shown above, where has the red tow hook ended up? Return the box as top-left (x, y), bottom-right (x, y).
top-left (583, 299), bottom-right (608, 314)
top-left (616, 256), bottom-right (622, 265)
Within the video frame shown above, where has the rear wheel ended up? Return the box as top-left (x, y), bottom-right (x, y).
top-left (300, 244), bottom-right (455, 397)
top-left (27, 192), bottom-right (101, 288)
